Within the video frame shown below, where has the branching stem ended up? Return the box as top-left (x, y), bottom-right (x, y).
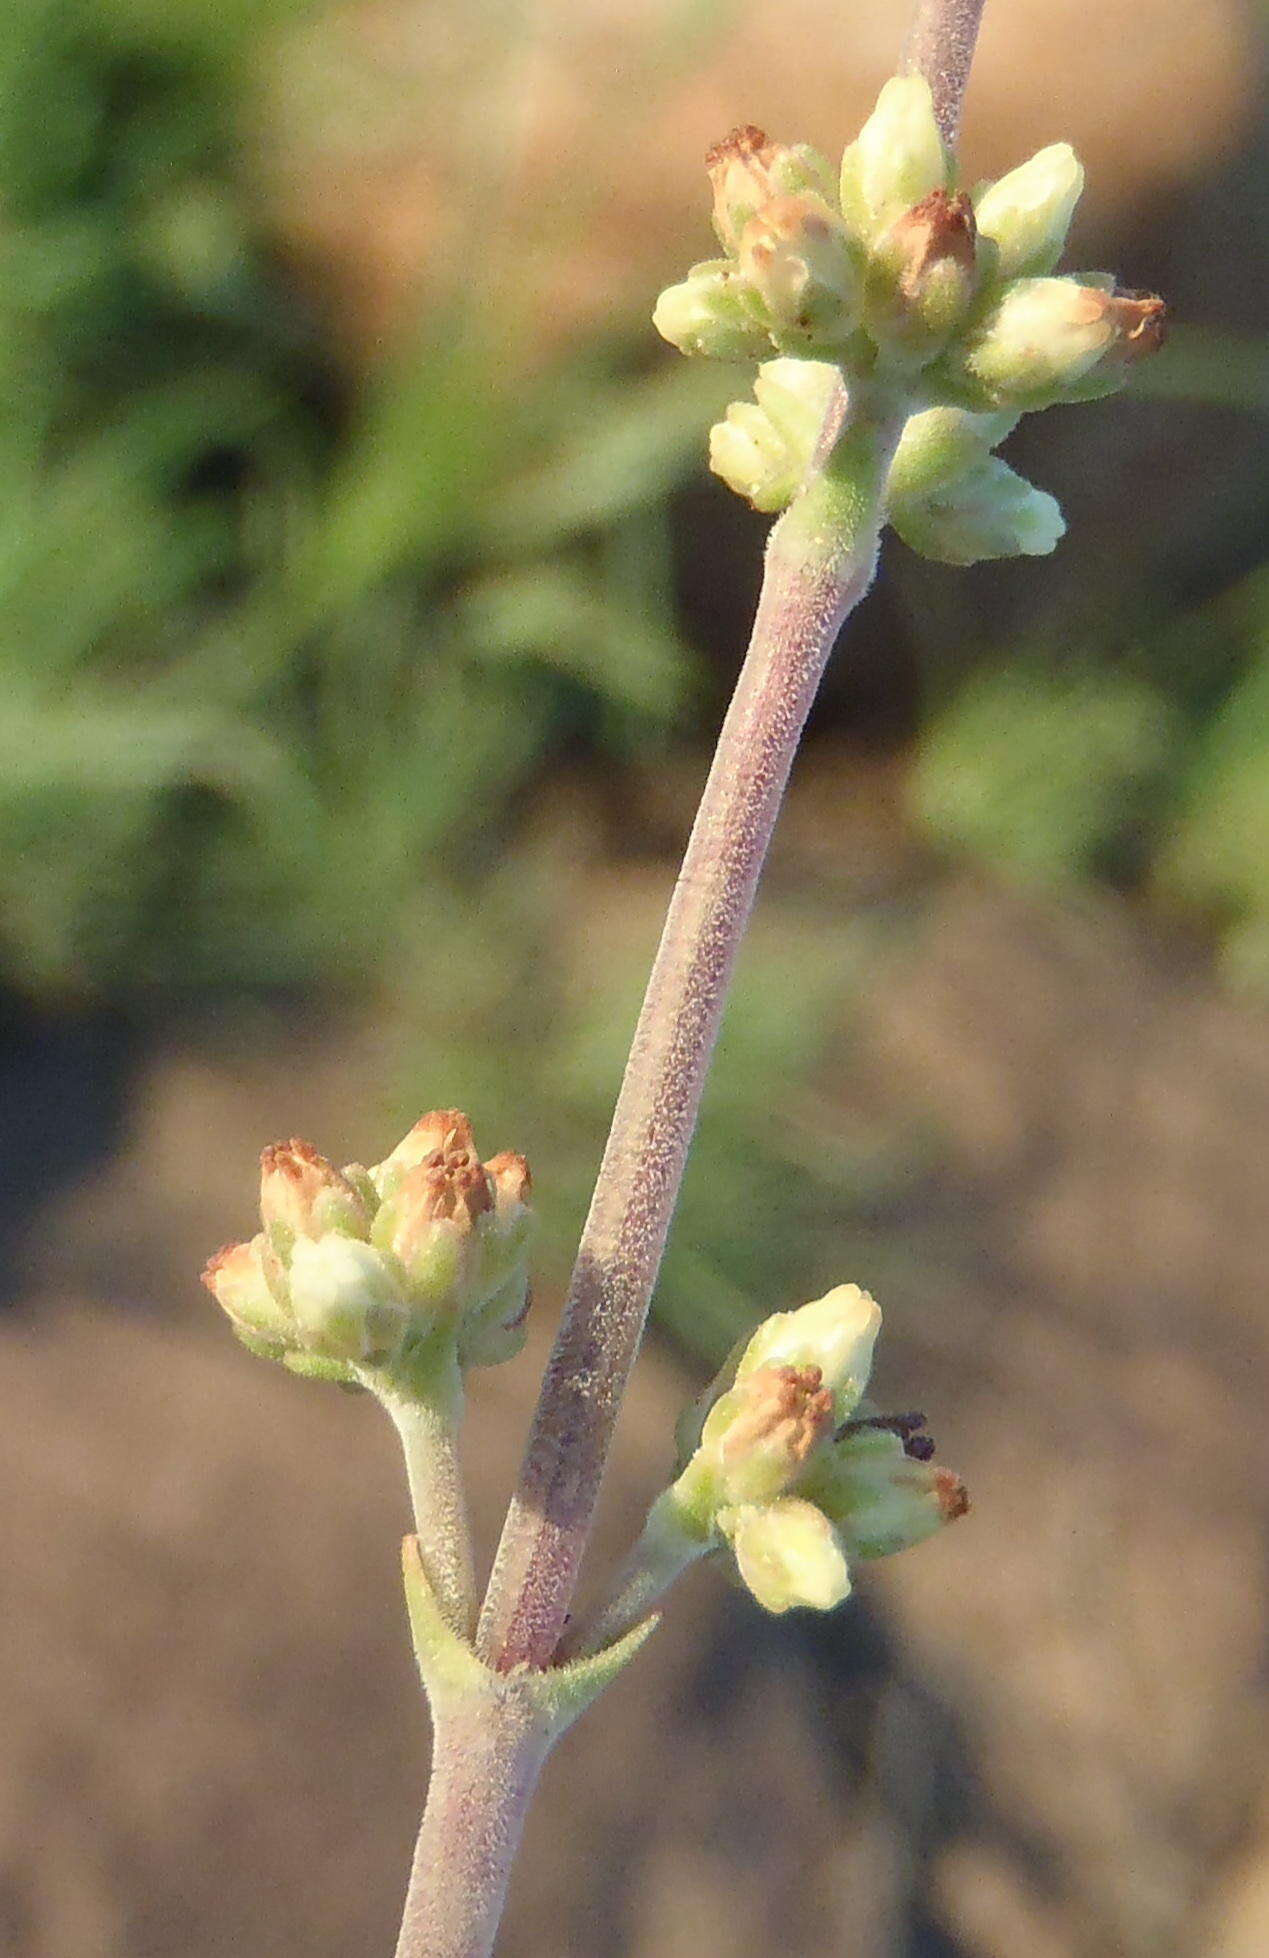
top-left (477, 398), bottom-right (902, 1671)
top-left (395, 7), bottom-right (986, 1950)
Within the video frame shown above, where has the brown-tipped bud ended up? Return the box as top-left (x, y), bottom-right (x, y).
top-left (393, 1151), bottom-right (493, 1246)
top-left (934, 1466), bottom-right (972, 1522)
top-left (867, 188), bottom-right (980, 359)
top-left (952, 276), bottom-right (1167, 409)
top-left (804, 1423), bottom-right (971, 1559)
top-left (371, 1109), bottom-right (478, 1191)
top-left (706, 126), bottom-right (836, 255)
top-left (202, 1234), bottom-right (296, 1348)
top-left (484, 1150), bottom-right (531, 1211)
top-left (697, 1362), bottom-right (836, 1507)
top-left (738, 193), bottom-right (860, 348)
top-left (258, 1139), bottom-right (370, 1242)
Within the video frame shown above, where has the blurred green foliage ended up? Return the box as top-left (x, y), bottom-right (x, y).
top-left (0, 0), bottom-right (736, 998)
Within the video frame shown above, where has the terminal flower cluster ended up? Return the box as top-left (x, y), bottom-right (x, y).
top-left (202, 1110), bottom-right (534, 1387)
top-left (655, 76), bottom-right (1165, 564)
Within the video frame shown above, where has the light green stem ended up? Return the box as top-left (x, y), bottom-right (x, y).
top-left (377, 1352), bottom-right (477, 1639)
top-left (566, 1491), bottom-right (712, 1659)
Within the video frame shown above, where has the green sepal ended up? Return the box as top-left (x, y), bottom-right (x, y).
top-left (401, 1538), bottom-right (659, 1736)
top-left (281, 1349), bottom-right (359, 1383)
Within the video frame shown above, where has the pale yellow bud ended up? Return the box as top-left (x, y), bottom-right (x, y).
top-left (258, 1138), bottom-right (370, 1243)
top-left (891, 456), bottom-right (1065, 564)
top-left (706, 125), bottom-right (836, 254)
top-left (288, 1235), bottom-right (410, 1363)
top-left (737, 1284), bottom-right (881, 1419)
top-left (721, 1497), bottom-right (852, 1613)
top-left (698, 1363), bottom-right (835, 1505)
top-left (953, 276), bottom-right (1166, 410)
top-left (201, 1234), bottom-right (294, 1349)
top-left (840, 75), bottom-right (951, 241)
top-left (737, 194), bottom-right (860, 349)
top-left (974, 143), bottom-right (1084, 281)
top-left (652, 262), bottom-right (771, 361)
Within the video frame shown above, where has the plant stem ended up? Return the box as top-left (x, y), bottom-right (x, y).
top-left (901, 0), bottom-right (987, 145)
top-left (380, 1364), bottom-right (477, 1639)
top-left (565, 1493), bottom-right (711, 1659)
top-left (394, 1691), bottom-right (553, 1958)
top-left (478, 401), bottom-right (902, 1672)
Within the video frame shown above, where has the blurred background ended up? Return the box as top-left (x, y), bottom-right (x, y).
top-left (2, 0), bottom-right (1267, 1952)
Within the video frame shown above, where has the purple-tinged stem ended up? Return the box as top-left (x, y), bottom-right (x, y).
top-left (393, 1695), bottom-right (552, 1958)
top-left (901, 0), bottom-right (987, 145)
top-left (477, 400), bottom-right (901, 1671)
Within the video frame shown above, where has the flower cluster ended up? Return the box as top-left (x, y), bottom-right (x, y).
top-left (655, 77), bottom-right (1165, 565)
top-left (663, 1285), bottom-right (968, 1612)
top-left (201, 1110), bottom-right (533, 1385)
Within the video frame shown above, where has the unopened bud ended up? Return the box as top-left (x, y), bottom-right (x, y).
top-left (806, 1425), bottom-right (970, 1558)
top-left (709, 358), bottom-right (840, 510)
top-left (839, 75), bottom-right (952, 242)
top-left (287, 1235), bottom-right (410, 1363)
top-left (259, 1139), bottom-right (370, 1244)
top-left (697, 1364), bottom-right (835, 1506)
top-left (974, 142), bottom-right (1084, 282)
top-left (720, 1496), bottom-right (852, 1613)
top-left (371, 1109), bottom-right (477, 1194)
top-left (737, 1283), bottom-right (881, 1420)
top-left (706, 125), bottom-right (836, 254)
top-left (952, 276), bottom-right (1167, 410)
top-left (202, 1235), bottom-right (295, 1350)
top-left (891, 455), bottom-right (1065, 564)
top-left (866, 188), bottom-right (980, 360)
top-left (886, 404), bottom-right (1019, 506)
top-left (652, 261), bottom-right (771, 361)
top-left (737, 194), bottom-right (860, 349)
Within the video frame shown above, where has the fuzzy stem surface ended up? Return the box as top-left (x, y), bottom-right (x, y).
top-left (478, 401), bottom-right (901, 1671)
top-left (380, 1364), bottom-right (477, 1639)
top-left (901, 0), bottom-right (987, 145)
top-left (394, 1693), bottom-right (552, 1958)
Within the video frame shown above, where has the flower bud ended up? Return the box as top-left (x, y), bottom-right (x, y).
top-left (839, 75), bottom-right (952, 242)
top-left (891, 455), bottom-right (1065, 564)
top-left (806, 1426), bottom-right (970, 1558)
top-left (720, 1497), bottom-right (852, 1613)
top-left (202, 1235), bottom-right (295, 1351)
top-left (737, 1283), bottom-right (881, 1421)
top-left (886, 404), bottom-right (1019, 506)
top-left (866, 188), bottom-right (980, 361)
top-left (287, 1235), bottom-right (410, 1364)
top-left (737, 194), bottom-right (860, 350)
top-left (695, 1364), bottom-right (835, 1506)
top-left (652, 261), bottom-right (772, 361)
top-left (973, 142), bottom-right (1084, 281)
top-left (951, 276), bottom-right (1167, 410)
top-left (706, 125), bottom-right (836, 254)
top-left (371, 1109), bottom-right (478, 1195)
top-left (709, 358), bottom-right (841, 510)
top-left (374, 1146), bottom-right (491, 1311)
top-left (259, 1139), bottom-right (370, 1244)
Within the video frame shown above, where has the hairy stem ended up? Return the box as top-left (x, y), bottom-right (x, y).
top-left (380, 1365), bottom-right (477, 1639)
top-left (478, 401), bottom-right (901, 1671)
top-left (394, 1694), bottom-right (552, 1958)
top-left (565, 1493), bottom-right (711, 1660)
top-left (901, 0), bottom-right (987, 145)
